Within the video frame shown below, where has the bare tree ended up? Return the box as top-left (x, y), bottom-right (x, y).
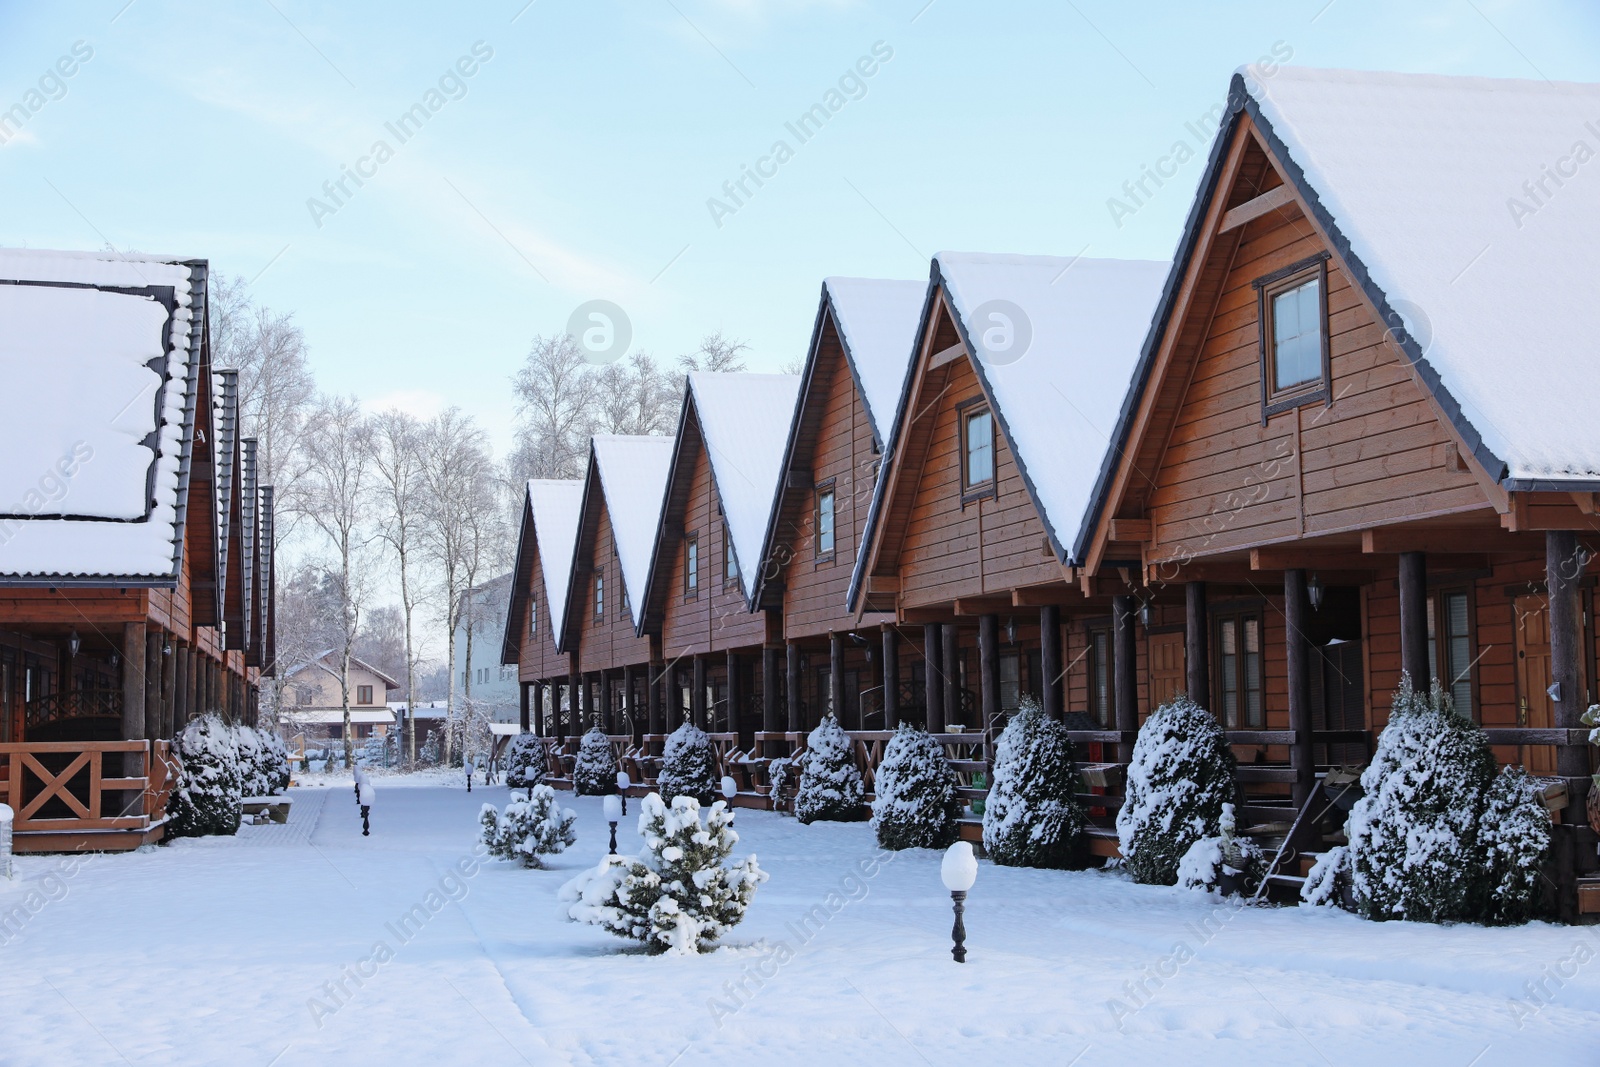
top-left (591, 351), bottom-right (680, 436)
top-left (368, 408), bottom-right (427, 763)
top-left (511, 334), bottom-right (595, 480)
top-left (676, 330), bottom-right (750, 373)
top-left (300, 395), bottom-right (375, 768)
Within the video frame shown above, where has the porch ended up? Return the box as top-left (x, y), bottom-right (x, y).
top-left (0, 738), bottom-right (175, 852)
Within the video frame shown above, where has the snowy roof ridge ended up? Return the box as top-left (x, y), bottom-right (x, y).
top-left (526, 479), bottom-right (585, 639)
top-left (591, 435), bottom-right (675, 628)
top-left (1238, 65), bottom-right (1600, 486)
top-left (688, 372), bottom-right (803, 603)
top-left (822, 277), bottom-right (929, 444)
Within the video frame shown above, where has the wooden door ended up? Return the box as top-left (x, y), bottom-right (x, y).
top-left (1147, 631), bottom-right (1186, 717)
top-left (1514, 595), bottom-right (1556, 774)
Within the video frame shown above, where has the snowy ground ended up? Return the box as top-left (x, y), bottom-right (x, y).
top-left (3, 779), bottom-right (1598, 1066)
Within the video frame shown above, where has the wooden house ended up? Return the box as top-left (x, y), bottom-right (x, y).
top-left (0, 249), bottom-right (276, 852)
top-left (752, 277), bottom-right (926, 736)
top-left (560, 435), bottom-right (673, 737)
top-left (638, 373), bottom-right (801, 745)
top-left (1076, 68), bottom-right (1600, 912)
top-left (501, 479), bottom-right (583, 737)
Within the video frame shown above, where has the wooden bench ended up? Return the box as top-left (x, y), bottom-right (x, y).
top-left (242, 796), bottom-right (292, 824)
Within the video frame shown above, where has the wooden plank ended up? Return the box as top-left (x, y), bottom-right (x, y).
top-left (1218, 184), bottom-right (1299, 232)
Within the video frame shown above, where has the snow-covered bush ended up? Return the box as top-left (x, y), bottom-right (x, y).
top-left (168, 713), bottom-right (243, 838)
top-left (983, 700), bottom-right (1084, 868)
top-left (480, 785), bottom-right (577, 868)
top-left (1116, 695), bottom-right (1237, 886)
top-left (1301, 845), bottom-right (1351, 908)
top-left (574, 727), bottom-right (617, 796)
top-left (871, 724), bottom-right (961, 850)
top-left (233, 727), bottom-right (291, 797)
top-left (1477, 767), bottom-right (1551, 925)
top-left (766, 756), bottom-right (794, 814)
top-left (505, 733), bottom-right (547, 793)
top-left (419, 730), bottom-right (440, 764)
top-left (559, 792), bottom-right (767, 954)
top-left (1177, 803), bottom-right (1265, 894)
top-left (795, 714), bottom-right (864, 824)
top-left (657, 722), bottom-right (717, 806)
top-left (260, 731), bottom-right (292, 794)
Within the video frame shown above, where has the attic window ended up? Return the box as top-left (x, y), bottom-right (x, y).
top-left (1255, 253), bottom-right (1330, 420)
top-left (724, 523), bottom-right (740, 584)
top-left (594, 573), bottom-right (604, 622)
top-left (959, 398), bottom-right (995, 502)
top-left (685, 535), bottom-right (699, 597)
top-left (816, 483), bottom-right (836, 561)
top-left (528, 598), bottom-right (538, 636)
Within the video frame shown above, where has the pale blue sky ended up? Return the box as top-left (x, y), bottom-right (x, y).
top-left (2, 0), bottom-right (1596, 454)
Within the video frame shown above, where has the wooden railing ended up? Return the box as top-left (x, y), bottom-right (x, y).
top-left (0, 740), bottom-right (169, 833)
top-left (24, 688), bottom-right (123, 730)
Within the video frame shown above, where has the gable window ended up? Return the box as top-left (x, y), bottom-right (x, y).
top-left (620, 581), bottom-right (630, 621)
top-left (1427, 589), bottom-right (1476, 719)
top-left (1255, 253), bottom-right (1330, 419)
top-left (528, 598), bottom-right (538, 637)
top-left (724, 523), bottom-right (740, 584)
top-left (816, 484), bottom-right (836, 560)
top-left (1214, 608), bottom-right (1264, 728)
top-left (1087, 625), bottom-right (1112, 726)
top-left (357, 685), bottom-right (373, 705)
top-left (963, 406), bottom-right (994, 489)
top-left (594, 573), bottom-right (604, 622)
top-left (685, 535), bottom-right (699, 595)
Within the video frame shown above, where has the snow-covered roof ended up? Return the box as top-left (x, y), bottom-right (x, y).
top-left (284, 650), bottom-right (402, 690)
top-left (1242, 66), bottom-right (1600, 487)
top-left (936, 253), bottom-right (1168, 556)
top-left (0, 248), bottom-right (207, 583)
top-left (688, 372), bottom-right (802, 602)
top-left (591, 435), bottom-right (674, 629)
top-left (526, 479), bottom-right (584, 638)
top-left (283, 708), bottom-right (396, 726)
top-left (823, 277), bottom-right (928, 444)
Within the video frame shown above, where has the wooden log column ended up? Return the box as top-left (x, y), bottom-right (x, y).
top-left (786, 642), bottom-right (802, 731)
top-left (942, 624), bottom-right (961, 728)
top-left (727, 650), bottom-right (745, 742)
top-left (173, 646), bottom-right (189, 731)
top-left (144, 632), bottom-right (162, 741)
top-left (1284, 568), bottom-right (1315, 811)
top-left (923, 624), bottom-right (945, 732)
top-left (762, 644), bottom-right (782, 740)
top-left (532, 681), bottom-right (545, 736)
top-left (121, 622), bottom-right (147, 775)
top-left (829, 633), bottom-right (847, 728)
top-left (1112, 595), bottom-right (1138, 762)
top-left (1398, 551), bottom-right (1429, 686)
top-left (567, 656), bottom-right (581, 739)
top-left (647, 664), bottom-right (663, 735)
top-left (691, 655), bottom-right (707, 730)
top-left (881, 625), bottom-right (900, 727)
top-left (599, 670), bottom-right (613, 733)
top-left (1185, 582), bottom-right (1209, 706)
top-left (160, 637), bottom-right (177, 738)
top-left (1039, 605), bottom-right (1062, 721)
top-left (622, 665), bottom-right (636, 739)
top-left (1549, 530), bottom-right (1590, 816)
top-left (978, 615), bottom-right (1001, 744)
top-left (519, 682), bottom-right (531, 733)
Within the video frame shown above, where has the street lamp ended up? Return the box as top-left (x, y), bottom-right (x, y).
top-left (358, 782), bottom-right (374, 836)
top-left (940, 841), bottom-right (978, 963)
top-left (616, 771), bottom-right (631, 816)
top-left (602, 793), bottom-right (622, 855)
top-left (353, 766), bottom-right (365, 805)
top-left (720, 776), bottom-right (738, 802)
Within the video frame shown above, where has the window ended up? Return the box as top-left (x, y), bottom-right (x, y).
top-left (529, 597), bottom-right (538, 637)
top-left (1256, 254), bottom-right (1330, 418)
top-left (1427, 589), bottom-right (1475, 718)
top-left (1087, 625), bottom-right (1112, 726)
top-left (816, 485), bottom-right (836, 558)
top-left (357, 685), bottom-right (373, 705)
top-left (724, 523), bottom-right (740, 584)
top-left (1214, 610), bottom-right (1264, 728)
top-left (685, 535), bottom-right (699, 595)
top-left (594, 573), bottom-right (604, 622)
top-left (963, 407), bottom-right (994, 490)
top-left (620, 581), bottom-right (630, 620)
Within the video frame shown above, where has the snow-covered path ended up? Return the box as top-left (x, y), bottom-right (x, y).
top-left (3, 781), bottom-right (1598, 1065)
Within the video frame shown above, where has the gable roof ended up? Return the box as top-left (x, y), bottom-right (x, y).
top-left (850, 252), bottom-right (1167, 609)
top-left (284, 649), bottom-right (402, 690)
top-left (501, 478), bottom-right (583, 664)
top-left (0, 248), bottom-right (210, 585)
top-left (569, 435), bottom-right (673, 635)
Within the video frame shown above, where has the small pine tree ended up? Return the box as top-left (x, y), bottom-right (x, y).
top-left (1117, 694), bottom-right (1237, 885)
top-left (795, 714), bottom-right (864, 824)
top-left (574, 728), bottom-right (616, 796)
top-left (168, 713), bottom-right (243, 838)
top-left (480, 786), bottom-right (577, 868)
top-left (505, 733), bottom-right (547, 793)
top-left (983, 699), bottom-right (1085, 868)
top-left (1476, 766), bottom-right (1551, 925)
top-left (657, 722), bottom-right (717, 806)
top-left (872, 724), bottom-right (961, 850)
top-left (559, 792), bottom-right (766, 954)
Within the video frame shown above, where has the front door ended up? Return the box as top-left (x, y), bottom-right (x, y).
top-left (1514, 595), bottom-right (1556, 774)
top-left (1147, 631), bottom-right (1186, 717)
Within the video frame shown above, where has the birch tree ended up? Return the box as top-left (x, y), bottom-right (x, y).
top-left (368, 408), bottom-right (427, 764)
top-left (511, 333), bottom-right (595, 479)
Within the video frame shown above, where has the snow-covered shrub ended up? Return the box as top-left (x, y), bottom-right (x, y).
top-left (420, 730), bottom-right (440, 764)
top-left (871, 723), bottom-right (961, 850)
top-left (1177, 803), bottom-right (1265, 894)
top-left (234, 727), bottom-right (269, 798)
top-left (559, 792), bottom-right (767, 954)
top-left (480, 785), bottom-right (577, 868)
top-left (766, 756), bottom-right (794, 814)
top-left (574, 727), bottom-right (617, 796)
top-left (657, 722), bottom-right (717, 806)
top-left (1116, 695), bottom-right (1237, 886)
top-left (260, 732), bottom-right (292, 794)
top-left (1476, 767), bottom-right (1551, 925)
top-left (168, 713), bottom-right (243, 838)
top-left (795, 714), bottom-right (864, 824)
top-left (1301, 845), bottom-right (1351, 908)
top-left (983, 700), bottom-right (1084, 868)
top-left (505, 733), bottom-right (547, 793)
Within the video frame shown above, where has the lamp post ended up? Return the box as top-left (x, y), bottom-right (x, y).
top-left (358, 782), bottom-right (374, 836)
top-left (602, 792), bottom-right (621, 855)
top-left (353, 766), bottom-right (365, 805)
top-left (616, 771), bottom-right (631, 816)
top-left (720, 776), bottom-right (737, 802)
top-left (940, 842), bottom-right (978, 963)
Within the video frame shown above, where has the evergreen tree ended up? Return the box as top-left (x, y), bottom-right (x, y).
top-left (983, 699), bottom-right (1085, 868)
top-left (871, 723), bottom-right (961, 850)
top-left (657, 722), bottom-right (717, 805)
top-left (1116, 694), bottom-right (1237, 885)
top-left (574, 727), bottom-right (616, 796)
top-left (560, 792), bottom-right (767, 954)
top-left (795, 714), bottom-right (864, 824)
top-left (1476, 766), bottom-right (1551, 925)
top-left (168, 713), bottom-right (244, 838)
top-left (505, 733), bottom-right (547, 793)
top-left (480, 785), bottom-right (578, 868)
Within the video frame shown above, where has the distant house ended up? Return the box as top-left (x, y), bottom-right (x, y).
top-left (453, 572), bottom-right (518, 722)
top-left (281, 650), bottom-right (400, 741)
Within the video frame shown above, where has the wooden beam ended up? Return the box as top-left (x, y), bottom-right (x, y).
top-left (1548, 531), bottom-right (1590, 817)
top-left (953, 596), bottom-right (1012, 616)
top-left (1361, 526), bottom-right (1530, 555)
top-left (1218, 183), bottom-right (1298, 232)
top-left (928, 341), bottom-right (966, 370)
top-left (1010, 584), bottom-right (1079, 607)
top-left (1249, 547), bottom-right (1377, 572)
top-left (863, 576), bottom-right (900, 597)
top-left (1107, 518), bottom-right (1152, 543)
top-left (1502, 493), bottom-right (1597, 532)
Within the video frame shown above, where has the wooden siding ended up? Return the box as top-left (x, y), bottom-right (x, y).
top-left (513, 537), bottom-right (567, 683)
top-left (577, 504), bottom-right (654, 674)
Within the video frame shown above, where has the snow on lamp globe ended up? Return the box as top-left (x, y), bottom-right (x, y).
top-left (940, 841), bottom-right (978, 963)
top-left (720, 775), bottom-right (737, 800)
top-left (602, 792), bottom-right (622, 854)
top-left (616, 770), bottom-right (631, 815)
